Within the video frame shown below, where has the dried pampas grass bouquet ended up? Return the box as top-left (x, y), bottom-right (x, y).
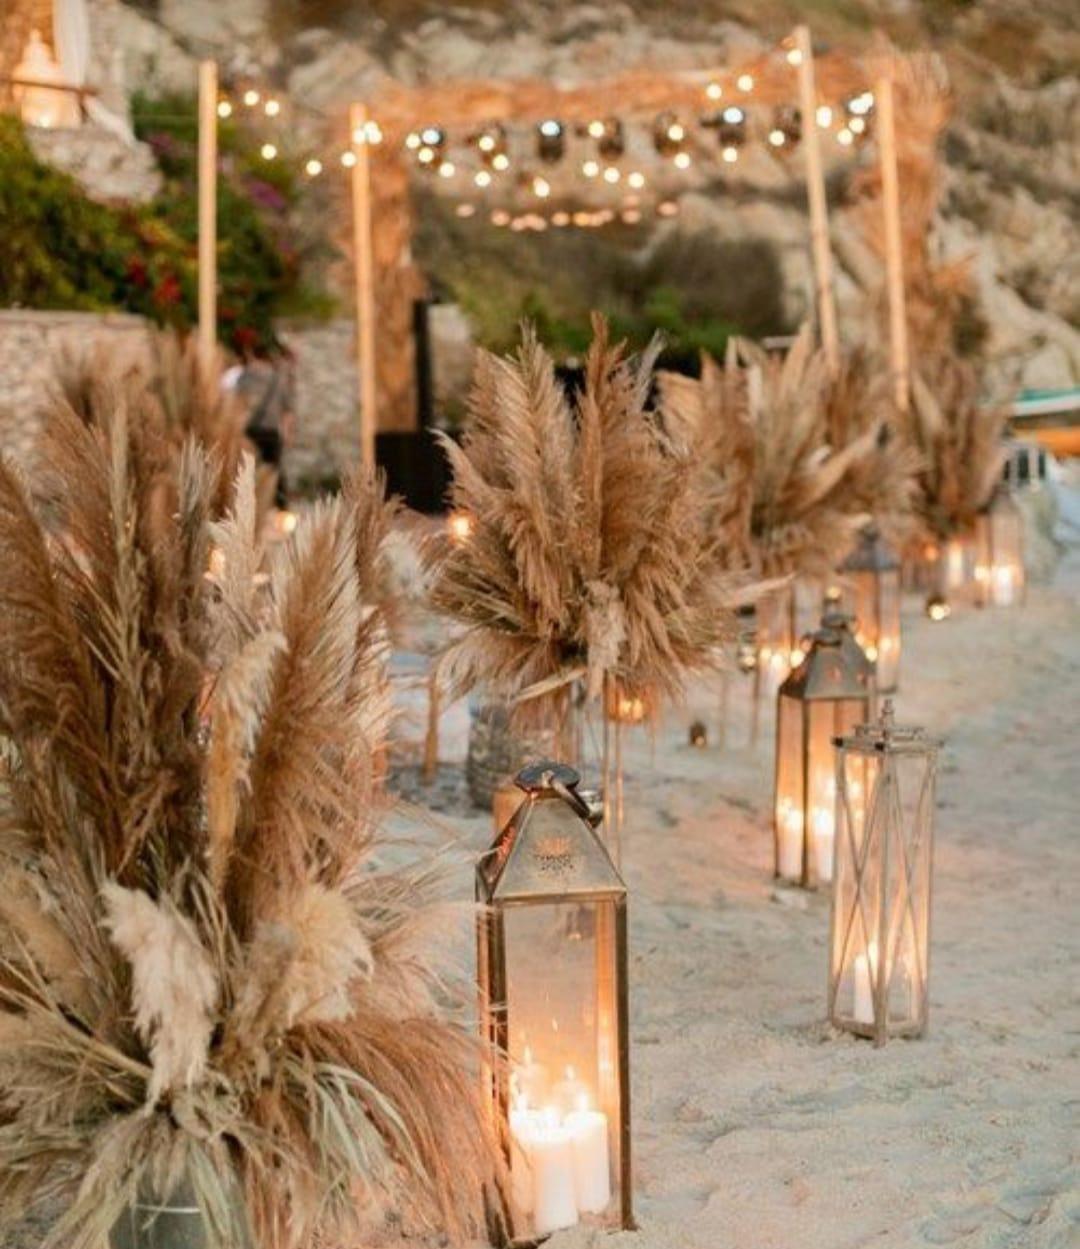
top-left (429, 317), bottom-right (751, 729)
top-left (0, 394), bottom-right (498, 1247)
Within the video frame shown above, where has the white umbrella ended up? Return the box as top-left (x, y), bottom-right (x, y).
top-left (53, 0), bottom-right (135, 142)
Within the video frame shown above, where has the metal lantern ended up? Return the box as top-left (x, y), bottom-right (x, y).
top-left (828, 702), bottom-right (941, 1046)
top-left (754, 581), bottom-right (820, 700)
top-left (974, 488), bottom-right (1025, 608)
top-left (477, 763), bottom-right (632, 1244)
top-left (838, 526), bottom-right (902, 693)
top-left (774, 621), bottom-right (874, 889)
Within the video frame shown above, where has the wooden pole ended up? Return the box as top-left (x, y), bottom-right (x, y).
top-left (794, 24), bottom-right (840, 377)
top-left (197, 60), bottom-right (218, 366)
top-left (349, 102), bottom-right (378, 472)
top-left (876, 74), bottom-right (910, 414)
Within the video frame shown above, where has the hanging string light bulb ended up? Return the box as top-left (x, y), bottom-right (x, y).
top-left (652, 110), bottom-right (687, 158)
top-left (473, 123), bottom-right (509, 170)
top-left (536, 118), bottom-right (565, 163)
top-left (582, 117), bottom-right (625, 160)
top-left (767, 104), bottom-right (802, 150)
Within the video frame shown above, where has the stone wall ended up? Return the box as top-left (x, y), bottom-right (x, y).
top-left (0, 309), bottom-right (152, 467)
top-left (278, 319), bottom-right (360, 490)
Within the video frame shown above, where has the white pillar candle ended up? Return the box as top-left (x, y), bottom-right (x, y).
top-left (564, 1107), bottom-right (611, 1215)
top-left (812, 806), bottom-right (834, 883)
top-left (509, 1106), bottom-right (542, 1216)
top-left (854, 942), bottom-right (878, 1026)
top-left (777, 799), bottom-right (804, 880)
top-left (528, 1110), bottom-right (579, 1236)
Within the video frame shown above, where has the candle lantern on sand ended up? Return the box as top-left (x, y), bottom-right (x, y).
top-left (973, 488), bottom-right (1025, 608)
top-left (477, 763), bottom-right (632, 1243)
top-left (828, 701), bottom-right (940, 1046)
top-left (774, 620), bottom-right (873, 889)
top-left (838, 525), bottom-right (902, 693)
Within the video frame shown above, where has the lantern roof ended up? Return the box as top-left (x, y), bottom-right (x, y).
top-left (835, 699), bottom-right (942, 756)
top-left (779, 618), bottom-right (873, 701)
top-left (840, 524), bottom-right (900, 574)
top-left (477, 763), bottom-right (626, 903)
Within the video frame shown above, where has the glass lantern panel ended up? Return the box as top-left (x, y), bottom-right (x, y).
top-left (503, 899), bottom-right (623, 1238)
top-left (774, 695), bottom-right (805, 881)
top-left (987, 507), bottom-right (1024, 607)
top-left (940, 534), bottom-right (973, 596)
top-left (805, 699), bottom-right (866, 886)
top-left (876, 570), bottom-right (902, 692)
top-left (756, 586), bottom-right (797, 699)
top-left (832, 747), bottom-right (882, 1027)
top-left (847, 571), bottom-right (878, 662)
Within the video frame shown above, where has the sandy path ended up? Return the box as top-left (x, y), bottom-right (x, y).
top-left (400, 551), bottom-right (1080, 1249)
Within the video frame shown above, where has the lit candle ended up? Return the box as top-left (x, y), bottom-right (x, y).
top-left (812, 806), bottom-right (834, 883)
top-left (516, 1045), bottom-right (549, 1108)
top-left (564, 1096), bottom-right (611, 1215)
top-left (527, 1108), bottom-right (579, 1236)
top-left (777, 798), bottom-right (804, 880)
top-left (991, 565), bottom-right (1016, 606)
top-left (552, 1065), bottom-right (587, 1116)
top-left (509, 1101), bottom-right (541, 1216)
top-left (854, 941), bottom-right (878, 1026)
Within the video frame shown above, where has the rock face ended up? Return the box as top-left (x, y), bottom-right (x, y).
top-left (26, 125), bottom-right (162, 203)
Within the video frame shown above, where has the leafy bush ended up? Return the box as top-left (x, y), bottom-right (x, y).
top-left (414, 192), bottom-right (790, 371)
top-left (0, 114), bottom-right (193, 324)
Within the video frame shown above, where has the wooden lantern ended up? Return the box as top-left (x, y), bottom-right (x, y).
top-left (477, 763), bottom-right (632, 1244)
top-left (774, 620), bottom-right (873, 888)
top-left (828, 701), bottom-right (940, 1045)
top-left (838, 525), bottom-right (902, 693)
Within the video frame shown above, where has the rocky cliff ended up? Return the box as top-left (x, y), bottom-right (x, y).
top-left (45, 0), bottom-right (1080, 391)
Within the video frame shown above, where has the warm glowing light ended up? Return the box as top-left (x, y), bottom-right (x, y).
top-left (722, 105), bottom-right (745, 124)
top-left (340, 150), bottom-right (357, 168)
top-left (622, 208), bottom-right (641, 224)
top-left (603, 166), bottom-right (621, 183)
top-left (217, 100), bottom-right (233, 119)
top-left (260, 143), bottom-right (277, 160)
top-left (456, 202), bottom-right (476, 218)
top-left (849, 91), bottom-right (875, 116)
top-left (673, 151), bottom-right (692, 169)
top-left (305, 158), bottom-right (322, 177)
top-left (667, 122), bottom-right (685, 141)
top-left (706, 81), bottom-right (723, 101)
top-left (582, 159), bottom-right (600, 177)
top-left (478, 133), bottom-right (496, 152)
top-left (657, 200), bottom-right (679, 217)
top-left (786, 47), bottom-right (803, 65)
top-left (926, 596), bottom-right (951, 622)
top-left (722, 145), bottom-right (739, 163)
top-left (737, 73), bottom-right (754, 92)
top-left (849, 115), bottom-right (866, 134)
top-left (627, 170), bottom-right (646, 189)
top-left (768, 128), bottom-right (785, 146)
top-left (539, 119), bottom-right (562, 137)
top-left (588, 119), bottom-right (605, 138)
top-left (492, 152), bottom-right (510, 171)
top-left (491, 209), bottom-right (511, 226)
top-left (438, 160), bottom-right (456, 177)
top-left (417, 146), bottom-right (435, 164)
top-left (533, 175), bottom-right (551, 197)
top-left (420, 126), bottom-right (442, 145)
top-left (405, 131), bottom-right (421, 150)
top-left (243, 89), bottom-right (260, 107)
top-left (552, 210), bottom-right (570, 226)
top-left (816, 105), bottom-right (833, 127)
top-left (474, 169), bottom-right (492, 187)
top-left (264, 98), bottom-right (281, 117)
top-left (836, 128), bottom-right (854, 146)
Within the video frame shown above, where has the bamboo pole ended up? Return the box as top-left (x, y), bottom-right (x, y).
top-left (876, 74), bottom-right (910, 414)
top-left (349, 102), bottom-right (378, 472)
top-left (197, 60), bottom-right (218, 366)
top-left (794, 24), bottom-right (839, 377)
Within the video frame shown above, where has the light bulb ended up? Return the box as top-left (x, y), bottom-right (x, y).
top-left (673, 151), bottom-right (691, 169)
top-left (737, 73), bottom-right (754, 92)
top-left (305, 158), bottom-right (322, 177)
top-left (260, 142), bottom-right (277, 160)
top-left (264, 98), bottom-right (280, 117)
top-left (216, 100), bottom-right (233, 119)
top-left (243, 89), bottom-right (260, 107)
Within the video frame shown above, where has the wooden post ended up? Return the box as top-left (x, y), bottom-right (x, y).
top-left (197, 60), bottom-right (218, 366)
top-left (794, 24), bottom-right (840, 377)
top-left (349, 102), bottom-right (378, 472)
top-left (876, 74), bottom-right (910, 414)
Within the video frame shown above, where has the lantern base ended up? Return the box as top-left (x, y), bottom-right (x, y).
top-left (833, 1017), bottom-right (927, 1045)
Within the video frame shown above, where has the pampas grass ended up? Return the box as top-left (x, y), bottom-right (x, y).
top-left (428, 318), bottom-right (751, 723)
top-left (0, 390), bottom-right (499, 1247)
top-left (660, 327), bottom-right (888, 580)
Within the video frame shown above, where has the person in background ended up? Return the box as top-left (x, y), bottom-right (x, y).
top-left (231, 344), bottom-right (296, 511)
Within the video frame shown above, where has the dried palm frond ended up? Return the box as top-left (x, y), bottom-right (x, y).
top-left (660, 327), bottom-right (886, 580)
top-left (0, 391), bottom-right (497, 1248)
top-left (428, 318), bottom-right (752, 724)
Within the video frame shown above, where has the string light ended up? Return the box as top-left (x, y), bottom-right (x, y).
top-left (603, 166), bottom-right (621, 184)
top-left (491, 209), bottom-right (511, 226)
top-left (492, 152), bottom-right (510, 171)
top-left (340, 150), bottom-right (357, 168)
top-left (456, 203), bottom-right (476, 218)
top-left (587, 119), bottom-right (605, 138)
top-left (722, 145), bottom-right (739, 163)
top-left (706, 81), bottom-right (723, 101)
top-left (260, 142), bottom-right (277, 160)
top-left (736, 73), bottom-right (754, 92)
top-left (474, 169), bottom-right (492, 188)
top-left (816, 104), bottom-right (833, 127)
top-left (420, 126), bottom-right (444, 146)
top-left (438, 160), bottom-right (456, 177)
top-left (264, 98), bottom-right (281, 117)
top-left (533, 174), bottom-right (551, 197)
top-left (849, 115), bottom-right (866, 134)
top-left (582, 159), bottom-right (600, 178)
top-left (353, 120), bottom-right (383, 145)
top-left (243, 89), bottom-right (260, 107)
top-left (417, 146), bottom-right (436, 164)
top-left (768, 129), bottom-right (785, 147)
top-left (836, 127), bottom-right (854, 146)
top-left (673, 151), bottom-right (692, 169)
top-left (847, 91), bottom-right (875, 116)
top-left (405, 131), bottom-right (421, 150)
top-left (305, 157), bottom-right (323, 177)
top-left (627, 170), bottom-right (646, 189)
top-left (217, 100), bottom-right (233, 119)
top-left (552, 210), bottom-right (570, 226)
top-left (786, 46), bottom-right (803, 66)
top-left (657, 200), bottom-right (679, 217)
top-left (536, 118), bottom-right (565, 162)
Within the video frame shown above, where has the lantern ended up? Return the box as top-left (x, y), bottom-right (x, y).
top-left (774, 620), bottom-right (873, 888)
top-left (974, 488), bottom-right (1025, 608)
top-left (477, 763), bottom-right (632, 1244)
top-left (935, 532), bottom-right (975, 599)
top-left (828, 701), bottom-right (940, 1046)
top-left (838, 526), bottom-right (902, 693)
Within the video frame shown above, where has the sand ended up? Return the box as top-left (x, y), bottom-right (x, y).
top-left (387, 523), bottom-right (1080, 1249)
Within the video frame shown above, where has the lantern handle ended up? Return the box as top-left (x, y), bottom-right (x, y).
top-left (545, 769), bottom-right (594, 823)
